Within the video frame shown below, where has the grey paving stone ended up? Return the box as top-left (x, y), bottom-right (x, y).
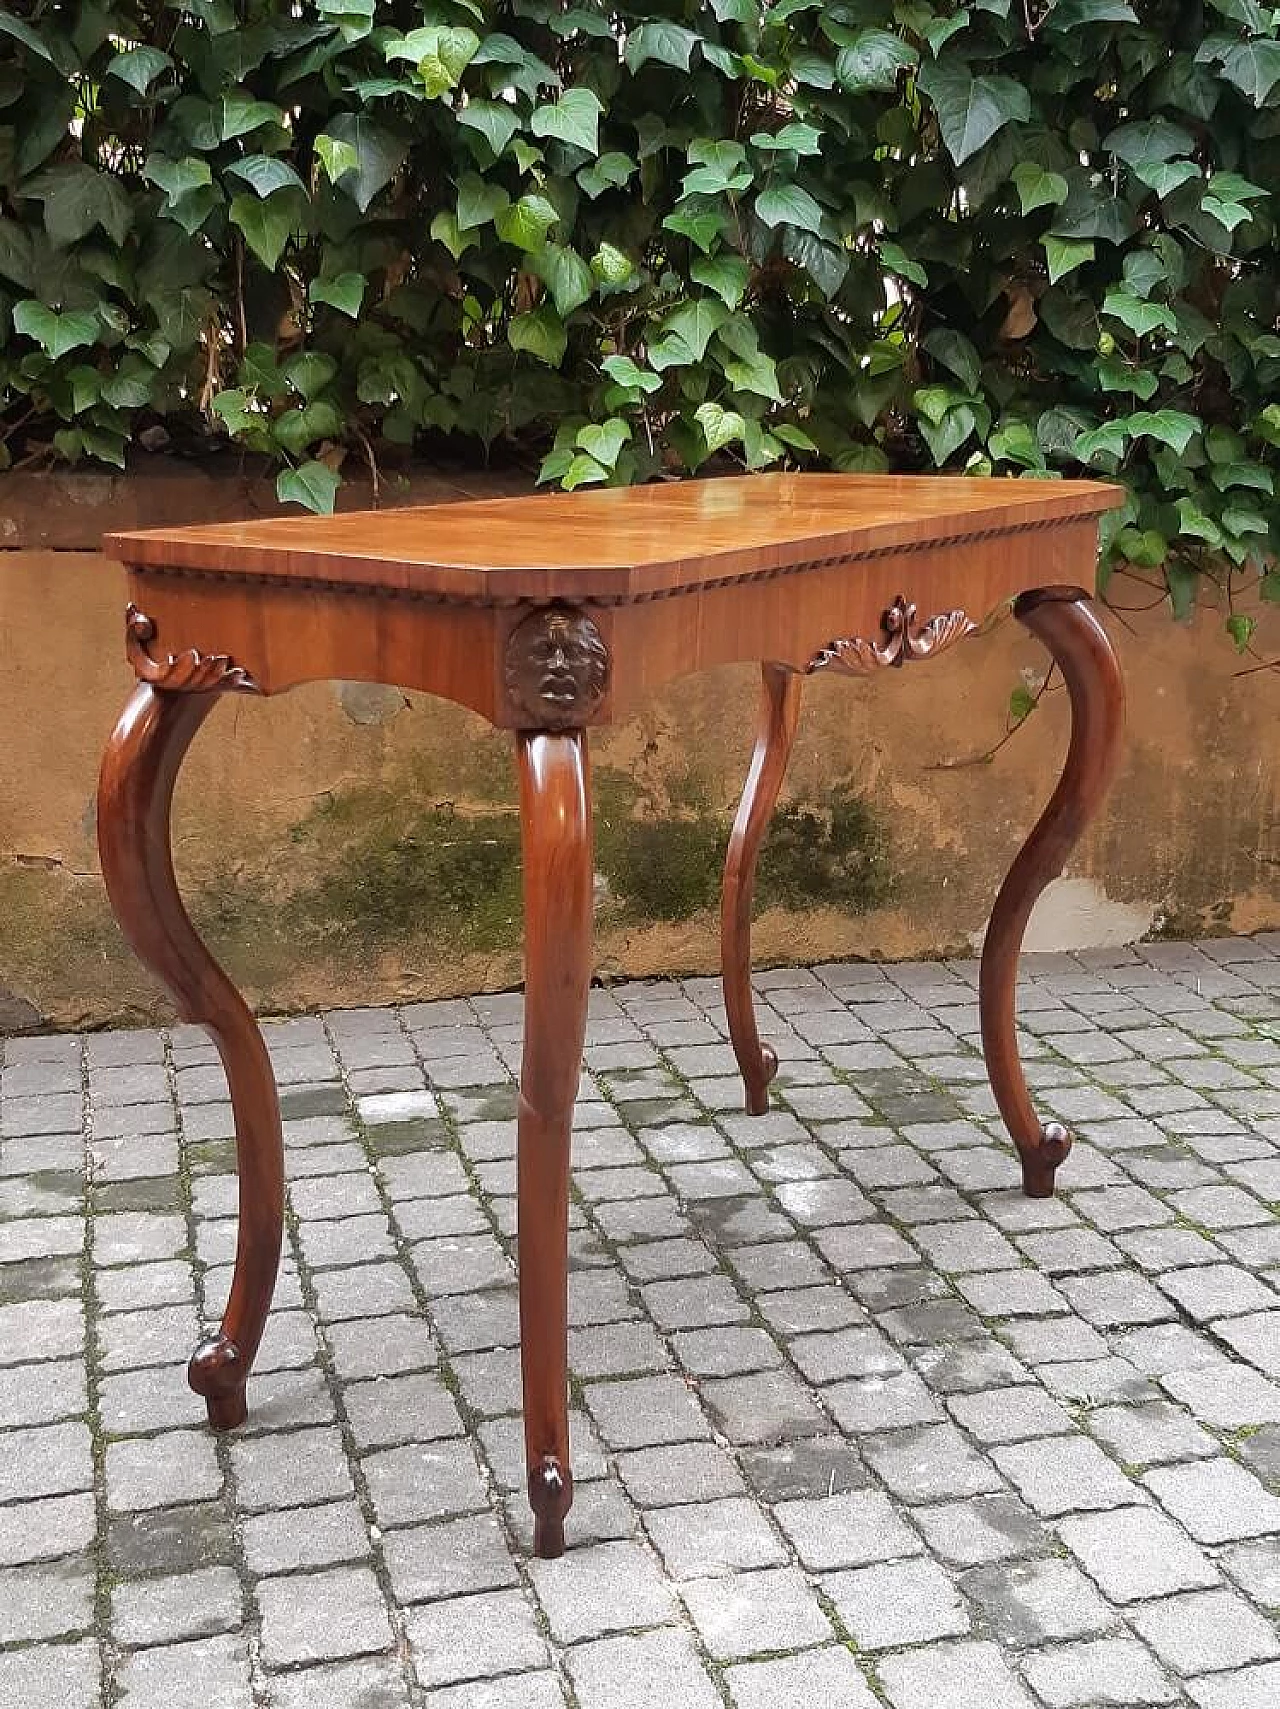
top-left (1159, 1265), bottom-right (1279, 1321)
top-left (424, 1673), bottom-right (565, 1709)
top-left (724, 1646), bottom-right (879, 1709)
top-left (863, 1421), bottom-right (1006, 1503)
top-left (528, 1537), bottom-right (676, 1641)
top-left (615, 1441), bottom-right (747, 1507)
top-left (1057, 1504), bottom-right (1221, 1602)
top-left (913, 1493), bottom-right (1049, 1567)
top-left (227, 1424), bottom-right (353, 1512)
top-left (265, 1657), bottom-right (413, 1709)
top-left (825, 1555), bottom-right (970, 1649)
top-left (1085, 1400), bottom-right (1218, 1467)
top-left (643, 1496), bottom-right (786, 1578)
top-left (960, 1556), bottom-right (1113, 1647)
top-left (1020, 1637), bottom-right (1180, 1706)
top-left (113, 1564), bottom-right (243, 1647)
top-left (0, 1559), bottom-right (95, 1642)
top-left (241, 1498), bottom-right (369, 1576)
top-left (106, 1430), bottom-right (223, 1513)
top-left (1160, 1358), bottom-right (1280, 1427)
top-left (700, 1368), bottom-right (826, 1445)
top-left (1220, 1538), bottom-right (1280, 1607)
top-left (946, 1386), bottom-right (1073, 1445)
top-left (0, 1638), bottom-right (99, 1709)
top-left (680, 1564), bottom-right (831, 1659)
top-left (568, 1628), bottom-right (718, 1709)
top-left (0, 1419), bottom-right (92, 1502)
top-left (773, 1488), bottom-right (922, 1570)
top-left (1187, 1662), bottom-right (1280, 1709)
top-left (584, 1374), bottom-right (711, 1449)
top-left (1129, 1588), bottom-right (1280, 1676)
top-left (1144, 1457), bottom-right (1280, 1543)
top-left (878, 1639), bottom-right (1036, 1709)
top-left (992, 1436), bottom-right (1139, 1516)
top-left (0, 1357), bottom-right (86, 1428)
top-left (405, 1587), bottom-right (547, 1687)
top-left (382, 1511), bottom-right (518, 1604)
top-left (363, 1439), bottom-right (490, 1528)
top-left (257, 1564), bottom-right (394, 1667)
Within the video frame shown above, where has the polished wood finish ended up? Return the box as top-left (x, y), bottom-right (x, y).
top-left (723, 664), bottom-right (803, 1113)
top-left (107, 472), bottom-right (1122, 602)
top-left (98, 684), bottom-right (284, 1427)
top-left (515, 730), bottom-right (593, 1558)
top-left (979, 588), bottom-right (1126, 1197)
top-left (96, 472), bottom-right (1126, 1552)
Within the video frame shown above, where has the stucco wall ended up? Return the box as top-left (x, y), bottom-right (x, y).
top-left (1, 466), bottom-right (1276, 1029)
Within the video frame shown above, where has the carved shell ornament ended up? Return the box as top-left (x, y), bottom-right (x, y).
top-left (125, 604), bottom-right (258, 693)
top-left (807, 594), bottom-right (978, 675)
top-left (504, 606), bottom-right (610, 728)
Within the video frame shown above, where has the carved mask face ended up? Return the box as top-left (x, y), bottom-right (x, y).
top-left (506, 607), bottom-right (609, 726)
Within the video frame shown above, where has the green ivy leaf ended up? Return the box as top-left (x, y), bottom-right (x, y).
top-left (1102, 289), bottom-right (1177, 338)
top-left (314, 134), bottom-right (360, 183)
top-left (284, 350), bottom-right (339, 400)
top-left (12, 299), bottom-right (99, 358)
top-left (221, 91), bottom-right (283, 142)
top-left (277, 460), bottom-right (341, 514)
top-left (509, 304), bottom-right (567, 365)
top-left (589, 241), bottom-right (633, 287)
top-left (1043, 236), bottom-right (1094, 283)
top-left (273, 400), bottom-right (344, 454)
top-left (694, 401), bottom-right (746, 453)
top-left (1126, 409), bottom-right (1200, 453)
top-left (1115, 526), bottom-right (1167, 567)
top-left (662, 206), bottom-right (725, 253)
top-left (145, 156), bottom-right (213, 204)
top-left (106, 45), bottom-right (172, 94)
top-left (533, 244), bottom-right (593, 315)
top-left (1175, 496), bottom-right (1223, 546)
top-left (1011, 163), bottom-right (1069, 214)
top-left (224, 156), bottom-right (306, 198)
top-left (561, 451), bottom-right (608, 489)
top-left (229, 190), bottom-right (301, 269)
top-left (624, 21), bottom-right (700, 72)
top-left (531, 87), bottom-right (603, 153)
top-left (750, 121), bottom-right (822, 156)
top-left (1102, 117), bottom-right (1195, 166)
top-left (576, 418), bottom-right (630, 468)
top-left (916, 63), bottom-right (1030, 165)
top-left (880, 242), bottom-right (927, 287)
top-left (456, 173), bottom-right (510, 231)
top-left (661, 299), bottom-right (729, 362)
top-left (600, 354), bottom-right (661, 393)
top-left (318, 114), bottom-right (408, 212)
top-left (690, 253), bottom-right (751, 309)
top-left (310, 272), bottom-right (366, 317)
top-left (1133, 159), bottom-right (1200, 199)
top-left (1225, 613), bottom-right (1256, 653)
top-left (923, 328), bottom-right (982, 394)
top-left (754, 184), bottom-right (825, 234)
top-left (494, 193), bottom-right (559, 252)
top-left (577, 151), bottom-right (636, 197)
top-left (458, 100), bottom-right (521, 158)
top-left (835, 30), bottom-right (917, 93)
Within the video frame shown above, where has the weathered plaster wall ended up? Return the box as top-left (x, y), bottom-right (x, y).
top-left (0, 467), bottom-right (1276, 1028)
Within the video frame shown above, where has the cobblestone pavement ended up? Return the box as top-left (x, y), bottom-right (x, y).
top-left (3, 937), bottom-right (1280, 1707)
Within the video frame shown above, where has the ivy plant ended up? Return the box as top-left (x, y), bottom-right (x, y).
top-left (0, 0), bottom-right (1276, 643)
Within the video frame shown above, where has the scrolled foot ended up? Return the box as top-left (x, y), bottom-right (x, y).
top-left (978, 590), bottom-right (1123, 1200)
top-left (188, 1334), bottom-right (248, 1430)
top-left (529, 1455), bottom-right (573, 1559)
top-left (744, 1043), bottom-right (780, 1116)
top-left (722, 664), bottom-right (802, 1117)
top-left (1019, 1121), bottom-right (1073, 1199)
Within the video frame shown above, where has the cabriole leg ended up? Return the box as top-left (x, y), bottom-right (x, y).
top-left (979, 588), bottom-right (1124, 1197)
top-left (515, 729), bottom-right (594, 1557)
top-left (98, 684), bottom-right (284, 1428)
top-left (721, 664), bottom-right (803, 1114)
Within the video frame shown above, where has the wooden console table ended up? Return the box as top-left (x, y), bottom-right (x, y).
top-left (98, 472), bottom-right (1124, 1555)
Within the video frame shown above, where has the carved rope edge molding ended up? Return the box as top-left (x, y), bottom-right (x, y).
top-left (806, 595), bottom-right (978, 676)
top-left (126, 604), bottom-right (259, 693)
